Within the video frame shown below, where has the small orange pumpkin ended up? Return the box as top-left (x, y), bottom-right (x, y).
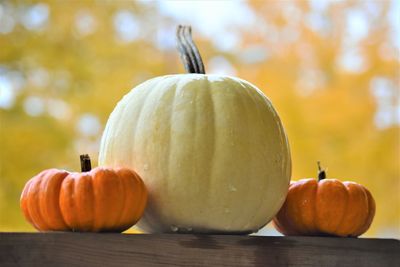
top-left (20, 154), bottom-right (147, 232)
top-left (273, 162), bottom-right (375, 237)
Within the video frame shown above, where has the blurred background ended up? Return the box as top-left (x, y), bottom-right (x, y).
top-left (0, 0), bottom-right (399, 237)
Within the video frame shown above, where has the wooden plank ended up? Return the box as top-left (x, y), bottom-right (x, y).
top-left (0, 233), bottom-right (398, 267)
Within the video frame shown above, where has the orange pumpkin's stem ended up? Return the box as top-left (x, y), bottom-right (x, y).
top-left (317, 161), bottom-right (326, 181)
top-left (80, 154), bottom-right (92, 172)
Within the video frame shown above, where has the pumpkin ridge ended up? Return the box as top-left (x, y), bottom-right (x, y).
top-left (216, 79), bottom-right (245, 230)
top-left (352, 183), bottom-right (370, 236)
top-left (118, 169), bottom-right (144, 231)
top-left (203, 76), bottom-right (216, 207)
top-left (35, 175), bottom-right (54, 230)
top-left (115, 169), bottom-right (131, 230)
top-left (46, 171), bottom-right (69, 230)
top-left (114, 178), bottom-right (129, 232)
top-left (113, 170), bottom-right (127, 231)
top-left (281, 182), bottom-right (301, 235)
top-left (141, 79), bottom-right (179, 231)
top-left (101, 109), bottom-right (121, 166)
top-left (106, 170), bottom-right (124, 230)
top-left (292, 180), bottom-right (310, 234)
top-left (115, 95), bottom-right (137, 167)
top-left (318, 180), bottom-right (349, 235)
top-left (126, 77), bottom-right (165, 168)
top-left (21, 178), bottom-right (39, 230)
top-left (77, 173), bottom-right (94, 231)
top-left (99, 77), bottom-right (160, 166)
top-left (39, 174), bottom-right (53, 228)
top-left (132, 77), bottom-right (169, 164)
top-left (236, 80), bottom-right (267, 230)
top-left (35, 173), bottom-right (52, 230)
top-left (353, 185), bottom-right (375, 237)
top-left (295, 180), bottom-right (313, 235)
top-left (76, 173), bottom-right (95, 231)
top-left (313, 180), bottom-right (320, 235)
top-left (332, 182), bottom-right (351, 236)
top-left (188, 77), bottom-right (200, 226)
top-left (86, 173), bottom-right (96, 231)
top-left (163, 80), bottom-right (178, 227)
top-left (127, 78), bottom-right (167, 167)
top-left (26, 177), bottom-right (41, 230)
top-left (163, 77), bottom-right (199, 229)
top-left (205, 77), bottom-right (221, 228)
top-left (114, 170), bottom-right (128, 230)
top-left (60, 174), bottom-right (77, 231)
top-left (85, 173), bottom-right (96, 231)
top-left (366, 188), bottom-right (376, 229)
top-left (92, 169), bottom-right (106, 231)
top-left (283, 182), bottom-right (298, 235)
top-left (73, 174), bottom-right (85, 230)
top-left (337, 182), bottom-right (358, 236)
top-left (310, 180), bottom-right (319, 235)
top-left (103, 169), bottom-right (123, 230)
top-left (242, 79), bottom-right (291, 231)
top-left (20, 179), bottom-right (34, 227)
top-left (250, 81), bottom-right (291, 183)
top-left (364, 188), bottom-right (376, 234)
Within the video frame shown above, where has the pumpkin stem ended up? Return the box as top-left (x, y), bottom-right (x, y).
top-left (176, 25), bottom-right (206, 74)
top-left (80, 154), bottom-right (92, 172)
top-left (317, 161), bottom-right (326, 181)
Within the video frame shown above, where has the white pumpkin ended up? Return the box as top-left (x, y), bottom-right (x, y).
top-left (98, 26), bottom-right (291, 234)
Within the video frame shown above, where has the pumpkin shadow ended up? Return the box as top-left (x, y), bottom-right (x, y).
top-left (237, 236), bottom-right (297, 266)
top-left (178, 234), bottom-right (224, 250)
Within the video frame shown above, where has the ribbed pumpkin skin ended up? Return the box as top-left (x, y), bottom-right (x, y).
top-left (273, 179), bottom-right (375, 237)
top-left (99, 74), bottom-right (291, 234)
top-left (20, 168), bottom-right (147, 232)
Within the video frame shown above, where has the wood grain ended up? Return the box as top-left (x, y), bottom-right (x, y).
top-left (0, 233), bottom-right (398, 267)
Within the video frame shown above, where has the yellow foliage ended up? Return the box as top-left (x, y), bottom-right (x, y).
top-left (0, 0), bottom-right (398, 237)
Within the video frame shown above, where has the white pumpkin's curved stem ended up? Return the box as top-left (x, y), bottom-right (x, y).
top-left (317, 161), bottom-right (326, 181)
top-left (176, 25), bottom-right (195, 73)
top-left (176, 25), bottom-right (206, 74)
top-left (183, 26), bottom-right (205, 74)
top-left (80, 154), bottom-right (92, 172)
top-left (178, 25), bottom-right (199, 73)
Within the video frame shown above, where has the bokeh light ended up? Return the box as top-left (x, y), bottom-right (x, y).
top-left (0, 0), bottom-right (399, 237)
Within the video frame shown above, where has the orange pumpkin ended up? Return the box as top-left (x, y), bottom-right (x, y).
top-left (20, 155), bottom-right (147, 232)
top-left (273, 162), bottom-right (375, 237)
